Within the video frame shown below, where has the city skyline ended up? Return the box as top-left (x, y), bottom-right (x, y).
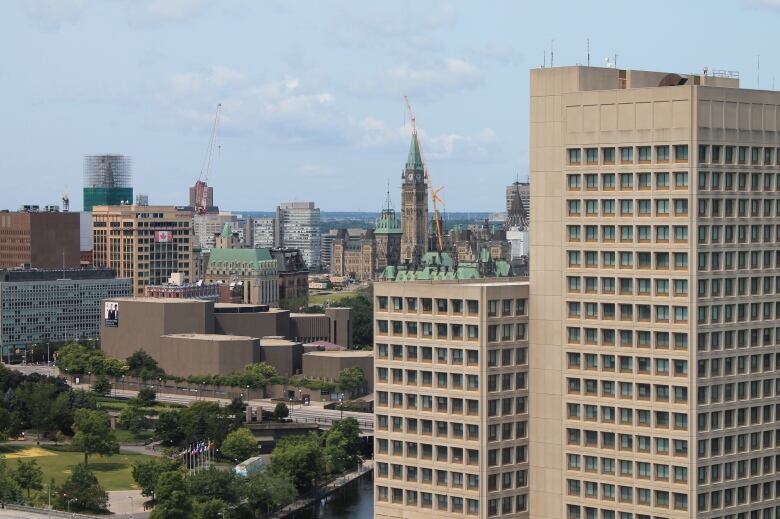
top-left (4, 0), bottom-right (780, 212)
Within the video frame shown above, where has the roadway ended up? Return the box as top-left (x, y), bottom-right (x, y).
top-left (2, 363), bottom-right (374, 432)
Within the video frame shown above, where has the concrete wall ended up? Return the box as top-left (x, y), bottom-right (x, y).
top-left (100, 298), bottom-right (213, 361)
top-left (302, 351), bottom-right (373, 390)
top-left (324, 307), bottom-right (352, 348)
top-left (214, 309), bottom-right (291, 339)
top-left (157, 334), bottom-right (258, 377)
top-left (258, 341), bottom-right (303, 376)
top-left (290, 314), bottom-right (330, 343)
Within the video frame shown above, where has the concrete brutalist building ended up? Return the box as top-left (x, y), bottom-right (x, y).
top-left (99, 297), bottom-right (351, 377)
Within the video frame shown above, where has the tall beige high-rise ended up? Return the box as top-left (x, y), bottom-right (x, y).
top-left (530, 66), bottom-right (780, 518)
top-left (92, 205), bottom-right (194, 296)
top-left (374, 279), bottom-right (530, 518)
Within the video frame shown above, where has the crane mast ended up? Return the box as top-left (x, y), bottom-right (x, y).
top-left (194, 103), bottom-right (222, 215)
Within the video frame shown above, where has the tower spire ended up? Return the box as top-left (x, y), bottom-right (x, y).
top-left (384, 180), bottom-right (393, 212)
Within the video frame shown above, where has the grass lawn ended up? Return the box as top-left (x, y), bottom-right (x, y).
top-left (0, 444), bottom-right (155, 491)
top-left (113, 429), bottom-right (154, 444)
top-left (308, 291), bottom-right (356, 306)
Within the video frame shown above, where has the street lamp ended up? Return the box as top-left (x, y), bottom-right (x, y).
top-left (289, 396), bottom-right (294, 418)
top-left (338, 393), bottom-right (344, 419)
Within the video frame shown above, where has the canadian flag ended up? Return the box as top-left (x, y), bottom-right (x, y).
top-left (155, 230), bottom-right (173, 243)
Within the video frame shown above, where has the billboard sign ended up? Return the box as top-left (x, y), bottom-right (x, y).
top-left (155, 230), bottom-right (173, 243)
top-left (104, 301), bottom-right (119, 327)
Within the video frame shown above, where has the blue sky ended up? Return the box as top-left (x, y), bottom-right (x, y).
top-left (2, 0), bottom-right (780, 212)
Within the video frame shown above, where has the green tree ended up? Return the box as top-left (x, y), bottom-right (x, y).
top-left (13, 459), bottom-right (43, 499)
top-left (272, 402), bottom-right (289, 421)
top-left (246, 470), bottom-right (296, 514)
top-left (150, 471), bottom-right (192, 519)
top-left (220, 428), bottom-right (257, 461)
top-left (136, 387), bottom-right (157, 406)
top-left (186, 466), bottom-right (241, 505)
top-left (336, 367), bottom-right (365, 394)
top-left (269, 434), bottom-right (324, 492)
top-left (55, 464), bottom-right (108, 512)
top-left (71, 409), bottom-right (119, 465)
top-left (323, 418), bottom-right (362, 473)
top-left (126, 350), bottom-right (165, 379)
top-left (195, 498), bottom-right (228, 519)
top-left (155, 410), bottom-right (184, 446)
top-left (338, 291), bottom-right (372, 346)
top-left (179, 401), bottom-right (232, 446)
top-left (119, 405), bottom-right (148, 434)
top-left (0, 458), bottom-right (22, 504)
top-left (92, 375), bottom-right (111, 396)
top-left (132, 458), bottom-right (181, 502)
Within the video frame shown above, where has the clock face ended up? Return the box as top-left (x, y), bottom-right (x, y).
top-left (407, 173), bottom-right (414, 181)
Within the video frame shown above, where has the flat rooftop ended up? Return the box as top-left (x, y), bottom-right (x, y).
top-left (162, 333), bottom-right (255, 341)
top-left (260, 338), bottom-right (300, 347)
top-left (111, 297), bottom-right (208, 303)
top-left (304, 350), bottom-right (373, 358)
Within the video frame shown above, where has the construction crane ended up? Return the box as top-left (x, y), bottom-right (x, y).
top-left (194, 103), bottom-right (222, 215)
top-left (404, 96), bottom-right (446, 252)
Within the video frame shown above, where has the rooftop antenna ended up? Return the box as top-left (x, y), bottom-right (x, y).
top-left (614, 54), bottom-right (618, 68)
top-left (543, 49), bottom-right (546, 68)
top-left (757, 55), bottom-right (760, 88)
top-left (550, 40), bottom-right (554, 67)
top-left (587, 38), bottom-right (590, 67)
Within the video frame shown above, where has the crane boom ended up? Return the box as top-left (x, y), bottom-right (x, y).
top-left (195, 103), bottom-right (222, 215)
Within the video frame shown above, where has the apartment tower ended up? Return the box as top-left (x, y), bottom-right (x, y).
top-left (374, 278), bottom-right (530, 518)
top-left (530, 66), bottom-right (780, 519)
top-left (92, 205), bottom-right (194, 296)
top-left (275, 202), bottom-right (321, 270)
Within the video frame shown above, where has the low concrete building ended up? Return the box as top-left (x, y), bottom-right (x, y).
top-left (100, 297), bottom-right (351, 376)
top-left (302, 350), bottom-right (374, 391)
top-left (158, 334), bottom-right (259, 377)
top-left (258, 338), bottom-right (303, 377)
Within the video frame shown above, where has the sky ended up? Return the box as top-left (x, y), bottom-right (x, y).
top-left (3, 0), bottom-right (780, 212)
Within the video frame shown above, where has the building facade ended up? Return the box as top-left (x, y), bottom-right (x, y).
top-left (507, 181), bottom-right (531, 229)
top-left (400, 132), bottom-right (429, 264)
top-left (374, 278), bottom-right (530, 518)
top-left (253, 217), bottom-right (275, 248)
top-left (83, 154), bottom-right (133, 212)
top-left (529, 66), bottom-right (778, 519)
top-left (91, 205), bottom-right (194, 296)
top-left (332, 228), bottom-right (376, 281)
top-left (0, 268), bottom-right (131, 359)
top-left (193, 213), bottom-right (238, 249)
top-left (0, 209), bottom-right (80, 269)
top-left (204, 247), bottom-right (279, 306)
top-left (275, 202), bottom-right (321, 270)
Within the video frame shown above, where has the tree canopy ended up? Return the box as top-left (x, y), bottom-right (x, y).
top-left (220, 428), bottom-right (257, 462)
top-left (13, 459), bottom-right (43, 498)
top-left (71, 409), bottom-right (119, 465)
top-left (269, 433), bottom-right (325, 493)
top-left (126, 350), bottom-right (166, 380)
top-left (55, 464), bottom-right (108, 513)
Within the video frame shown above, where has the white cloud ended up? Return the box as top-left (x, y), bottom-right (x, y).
top-left (21, 0), bottom-right (86, 30)
top-left (427, 128), bottom-right (497, 161)
top-left (352, 58), bottom-right (483, 99)
top-left (470, 43), bottom-right (522, 65)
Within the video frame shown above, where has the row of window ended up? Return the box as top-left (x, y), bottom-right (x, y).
top-left (697, 354), bottom-right (780, 377)
top-left (376, 320), bottom-right (481, 340)
top-left (699, 170), bottom-right (780, 191)
top-left (698, 456), bottom-right (778, 485)
top-left (696, 430), bottom-right (780, 459)
top-left (377, 463), bottom-right (481, 489)
top-left (568, 302), bottom-right (689, 324)
top-left (697, 250), bottom-right (780, 272)
top-left (567, 378), bottom-right (689, 401)
top-left (376, 296), bottom-right (481, 315)
top-left (698, 198), bottom-right (780, 218)
top-left (568, 480), bottom-right (688, 510)
top-left (567, 171), bottom-right (689, 191)
top-left (567, 403), bottom-right (687, 431)
top-left (568, 352), bottom-right (687, 377)
top-left (568, 276), bottom-right (687, 297)
top-left (567, 250), bottom-right (688, 270)
top-left (567, 145), bottom-right (689, 166)
top-left (697, 224), bottom-right (780, 244)
top-left (567, 198), bottom-right (689, 217)
top-left (697, 404), bottom-right (779, 431)
top-left (697, 488), bottom-right (780, 514)
top-left (697, 302), bottom-right (780, 324)
top-left (566, 328), bottom-right (689, 350)
top-left (697, 382), bottom-right (780, 407)
top-left (377, 343), bottom-right (529, 367)
top-left (696, 326), bottom-right (780, 352)
top-left (567, 453), bottom-right (687, 481)
top-left (566, 428), bottom-right (688, 458)
top-left (568, 224), bottom-right (689, 244)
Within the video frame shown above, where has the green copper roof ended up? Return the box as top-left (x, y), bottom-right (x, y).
top-left (220, 223), bottom-right (232, 238)
top-left (375, 209), bottom-right (403, 235)
top-left (206, 247), bottom-right (275, 272)
top-left (380, 249), bottom-right (513, 281)
top-left (405, 132), bottom-right (424, 172)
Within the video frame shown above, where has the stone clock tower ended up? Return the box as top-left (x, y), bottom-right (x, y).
top-left (400, 131), bottom-right (429, 264)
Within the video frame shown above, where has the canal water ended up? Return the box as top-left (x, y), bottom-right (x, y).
top-left (288, 471), bottom-right (373, 519)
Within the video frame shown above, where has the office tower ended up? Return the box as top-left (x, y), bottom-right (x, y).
top-left (0, 208), bottom-right (80, 269)
top-left (189, 182), bottom-right (214, 211)
top-left (83, 155), bottom-right (133, 212)
top-left (507, 181), bottom-right (531, 229)
top-left (275, 202), bottom-right (321, 270)
top-left (91, 205), bottom-right (194, 296)
top-left (253, 217), bottom-right (275, 248)
top-left (529, 66), bottom-right (780, 519)
top-left (374, 278), bottom-right (529, 518)
top-left (193, 212), bottom-right (238, 249)
top-left (0, 268), bottom-right (131, 361)
top-left (401, 132), bottom-right (429, 264)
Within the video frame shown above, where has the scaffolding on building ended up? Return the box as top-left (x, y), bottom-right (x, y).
top-left (83, 155), bottom-right (132, 188)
